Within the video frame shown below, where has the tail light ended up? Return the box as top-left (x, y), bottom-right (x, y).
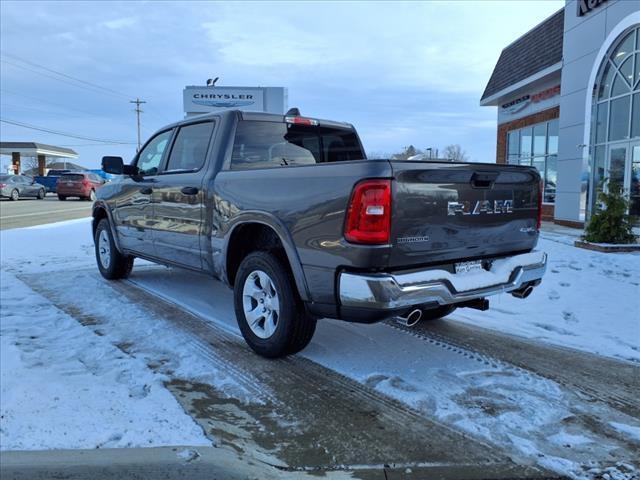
top-left (82, 178), bottom-right (90, 187)
top-left (344, 179), bottom-right (392, 244)
top-left (285, 116), bottom-right (318, 126)
top-left (536, 180), bottom-right (543, 231)
top-left (0, 183), bottom-right (6, 188)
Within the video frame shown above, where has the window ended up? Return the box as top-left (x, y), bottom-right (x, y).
top-left (165, 122), bottom-right (214, 173)
top-left (136, 130), bottom-right (173, 176)
top-left (231, 120), bottom-right (365, 170)
top-left (505, 119), bottom-right (558, 203)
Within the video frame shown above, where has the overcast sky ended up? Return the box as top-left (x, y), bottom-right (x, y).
top-left (0, 0), bottom-right (563, 169)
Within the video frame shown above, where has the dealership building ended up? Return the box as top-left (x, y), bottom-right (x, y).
top-left (481, 0), bottom-right (639, 226)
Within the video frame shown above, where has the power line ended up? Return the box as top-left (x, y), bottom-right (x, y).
top-left (0, 88), bottom-right (108, 116)
top-left (0, 51), bottom-right (132, 99)
top-left (0, 118), bottom-right (136, 145)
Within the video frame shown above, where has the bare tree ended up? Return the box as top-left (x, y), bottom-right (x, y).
top-left (22, 156), bottom-right (55, 175)
top-left (391, 145), bottom-right (422, 160)
top-left (442, 144), bottom-right (469, 162)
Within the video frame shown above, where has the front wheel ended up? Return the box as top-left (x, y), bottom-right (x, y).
top-left (94, 218), bottom-right (134, 280)
top-left (234, 251), bottom-right (316, 358)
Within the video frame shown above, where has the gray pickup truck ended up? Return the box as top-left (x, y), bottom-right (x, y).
top-left (95, 109), bottom-right (546, 358)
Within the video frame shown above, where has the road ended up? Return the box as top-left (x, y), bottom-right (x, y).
top-left (0, 195), bottom-right (92, 230)
top-left (7, 264), bottom-right (637, 480)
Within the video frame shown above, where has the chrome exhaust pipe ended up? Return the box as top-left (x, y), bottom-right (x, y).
top-left (511, 285), bottom-right (534, 299)
top-left (396, 308), bottom-right (422, 327)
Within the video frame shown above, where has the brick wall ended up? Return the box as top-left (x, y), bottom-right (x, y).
top-left (496, 106), bottom-right (560, 221)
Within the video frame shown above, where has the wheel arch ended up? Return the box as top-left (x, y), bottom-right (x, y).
top-left (223, 216), bottom-right (310, 302)
top-left (92, 202), bottom-right (124, 253)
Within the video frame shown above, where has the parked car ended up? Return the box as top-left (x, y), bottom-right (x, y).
top-left (0, 174), bottom-right (47, 200)
top-left (34, 169), bottom-right (72, 193)
top-left (94, 109), bottom-right (546, 358)
top-left (57, 172), bottom-right (105, 201)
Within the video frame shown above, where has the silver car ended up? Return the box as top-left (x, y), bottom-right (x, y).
top-left (0, 174), bottom-right (47, 201)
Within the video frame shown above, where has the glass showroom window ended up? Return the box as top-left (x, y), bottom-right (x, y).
top-left (506, 119), bottom-right (558, 203)
top-left (590, 25), bottom-right (640, 222)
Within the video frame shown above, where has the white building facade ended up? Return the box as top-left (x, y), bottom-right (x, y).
top-left (482, 0), bottom-right (639, 227)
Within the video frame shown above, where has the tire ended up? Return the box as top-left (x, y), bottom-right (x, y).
top-left (420, 305), bottom-right (457, 322)
top-left (234, 251), bottom-right (316, 358)
top-left (88, 190), bottom-right (96, 201)
top-left (37, 189), bottom-right (45, 199)
top-left (58, 195), bottom-right (67, 201)
top-left (9, 189), bottom-right (19, 201)
top-left (94, 218), bottom-right (134, 280)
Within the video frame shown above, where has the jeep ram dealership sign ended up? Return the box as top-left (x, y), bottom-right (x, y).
top-left (184, 87), bottom-right (264, 114)
top-left (577, 0), bottom-right (608, 17)
top-left (501, 85), bottom-right (561, 115)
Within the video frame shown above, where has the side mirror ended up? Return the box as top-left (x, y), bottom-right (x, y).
top-left (102, 156), bottom-right (137, 176)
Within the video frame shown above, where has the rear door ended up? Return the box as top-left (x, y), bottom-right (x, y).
top-left (389, 161), bottom-right (540, 268)
top-left (150, 120), bottom-right (215, 269)
top-left (113, 129), bottom-right (173, 256)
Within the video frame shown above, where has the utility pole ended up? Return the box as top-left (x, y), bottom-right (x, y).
top-left (130, 98), bottom-right (146, 152)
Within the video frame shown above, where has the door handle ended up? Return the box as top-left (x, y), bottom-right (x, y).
top-left (181, 186), bottom-right (199, 195)
top-left (139, 187), bottom-right (153, 195)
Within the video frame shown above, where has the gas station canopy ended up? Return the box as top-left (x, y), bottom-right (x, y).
top-left (0, 142), bottom-right (78, 175)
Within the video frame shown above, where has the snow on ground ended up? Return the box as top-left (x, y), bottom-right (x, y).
top-left (453, 231), bottom-right (640, 363)
top-left (0, 269), bottom-right (210, 450)
top-left (1, 218), bottom-right (639, 479)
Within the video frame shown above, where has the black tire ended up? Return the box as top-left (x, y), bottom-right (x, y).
top-left (94, 218), bottom-right (134, 280)
top-left (37, 189), bottom-right (45, 199)
top-left (234, 251), bottom-right (316, 358)
top-left (58, 195), bottom-right (67, 201)
top-left (420, 305), bottom-right (457, 322)
top-left (9, 189), bottom-right (19, 201)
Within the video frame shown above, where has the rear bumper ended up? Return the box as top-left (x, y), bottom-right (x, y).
top-left (57, 186), bottom-right (89, 196)
top-left (338, 251), bottom-right (547, 310)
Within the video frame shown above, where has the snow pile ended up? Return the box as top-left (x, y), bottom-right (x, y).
top-left (0, 270), bottom-right (210, 451)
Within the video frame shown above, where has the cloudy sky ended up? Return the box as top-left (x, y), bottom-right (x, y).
top-left (1, 0), bottom-right (563, 169)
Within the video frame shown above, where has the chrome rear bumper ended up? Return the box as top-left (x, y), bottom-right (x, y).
top-left (339, 251), bottom-right (547, 310)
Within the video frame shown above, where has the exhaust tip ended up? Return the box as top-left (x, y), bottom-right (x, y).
top-left (512, 285), bottom-right (534, 299)
top-left (397, 309), bottom-right (422, 327)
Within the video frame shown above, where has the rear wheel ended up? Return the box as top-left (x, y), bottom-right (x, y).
top-left (37, 188), bottom-right (45, 199)
top-left (9, 189), bottom-right (19, 201)
top-left (94, 218), bottom-right (134, 280)
top-left (234, 251), bottom-right (316, 358)
top-left (421, 305), bottom-right (457, 322)
top-left (58, 195), bottom-right (67, 201)
top-left (88, 189), bottom-right (96, 201)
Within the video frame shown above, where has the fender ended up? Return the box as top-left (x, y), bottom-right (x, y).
top-left (91, 201), bottom-right (124, 254)
top-left (221, 211), bottom-right (311, 302)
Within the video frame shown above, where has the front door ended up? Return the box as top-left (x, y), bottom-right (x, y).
top-left (151, 121), bottom-right (215, 269)
top-left (113, 129), bottom-right (173, 256)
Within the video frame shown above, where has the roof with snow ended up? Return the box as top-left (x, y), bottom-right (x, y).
top-left (481, 8), bottom-right (564, 103)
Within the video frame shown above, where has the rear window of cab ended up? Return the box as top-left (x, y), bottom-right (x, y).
top-left (231, 120), bottom-right (365, 170)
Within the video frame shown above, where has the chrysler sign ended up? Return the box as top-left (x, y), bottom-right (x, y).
top-left (501, 85), bottom-right (560, 115)
top-left (183, 87), bottom-right (264, 113)
top-left (577, 0), bottom-right (608, 17)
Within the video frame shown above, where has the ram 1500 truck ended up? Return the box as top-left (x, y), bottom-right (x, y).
top-left (95, 109), bottom-right (546, 358)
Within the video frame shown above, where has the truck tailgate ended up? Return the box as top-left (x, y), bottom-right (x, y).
top-left (389, 161), bottom-right (540, 268)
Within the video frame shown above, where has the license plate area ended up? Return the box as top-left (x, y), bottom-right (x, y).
top-left (454, 260), bottom-right (484, 275)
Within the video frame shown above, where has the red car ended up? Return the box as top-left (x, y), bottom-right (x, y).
top-left (57, 172), bottom-right (105, 201)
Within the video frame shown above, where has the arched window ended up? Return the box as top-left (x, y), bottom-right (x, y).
top-left (590, 25), bottom-right (640, 223)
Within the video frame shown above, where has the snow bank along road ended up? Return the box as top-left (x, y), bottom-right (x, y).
top-left (1, 219), bottom-right (639, 479)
